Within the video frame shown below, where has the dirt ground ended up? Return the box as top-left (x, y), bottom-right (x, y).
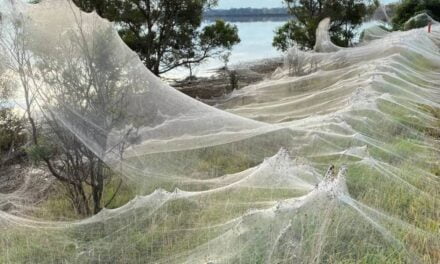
top-left (171, 58), bottom-right (283, 100)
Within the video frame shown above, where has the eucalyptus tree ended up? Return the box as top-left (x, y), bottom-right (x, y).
top-left (73, 0), bottom-right (240, 76)
top-left (273, 0), bottom-right (373, 51)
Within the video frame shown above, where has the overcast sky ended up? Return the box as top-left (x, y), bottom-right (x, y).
top-left (216, 0), bottom-right (284, 9)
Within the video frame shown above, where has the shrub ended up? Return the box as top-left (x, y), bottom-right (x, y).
top-left (392, 0), bottom-right (440, 30)
top-left (0, 108), bottom-right (26, 155)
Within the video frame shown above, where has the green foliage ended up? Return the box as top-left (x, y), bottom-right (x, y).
top-left (200, 20), bottom-right (240, 50)
top-left (228, 70), bottom-right (239, 92)
top-left (194, 148), bottom-right (257, 177)
top-left (33, 175), bottom-right (136, 220)
top-left (273, 20), bottom-right (307, 52)
top-left (102, 176), bottom-right (137, 209)
top-left (33, 184), bottom-right (83, 220)
top-left (0, 70), bottom-right (25, 156)
top-left (26, 143), bottom-right (53, 164)
top-left (72, 0), bottom-right (239, 76)
top-left (273, 0), bottom-right (371, 51)
top-left (0, 109), bottom-right (26, 154)
top-left (392, 0), bottom-right (440, 30)
top-left (403, 13), bottom-right (432, 30)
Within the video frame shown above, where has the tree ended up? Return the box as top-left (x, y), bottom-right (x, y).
top-left (30, 20), bottom-right (144, 215)
top-left (72, 0), bottom-right (240, 76)
top-left (0, 108), bottom-right (26, 165)
top-left (0, 3), bottom-right (136, 215)
top-left (392, 0), bottom-right (440, 30)
top-left (273, 0), bottom-right (371, 51)
top-left (0, 63), bottom-right (26, 166)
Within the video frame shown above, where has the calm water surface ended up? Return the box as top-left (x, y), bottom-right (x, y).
top-left (165, 19), bottom-right (388, 79)
top-left (165, 20), bottom-right (286, 79)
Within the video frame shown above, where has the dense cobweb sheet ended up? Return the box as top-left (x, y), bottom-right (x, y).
top-left (0, 0), bottom-right (439, 263)
top-left (314, 18), bottom-right (341, 52)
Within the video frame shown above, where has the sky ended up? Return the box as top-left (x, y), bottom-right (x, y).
top-left (216, 0), bottom-right (283, 9)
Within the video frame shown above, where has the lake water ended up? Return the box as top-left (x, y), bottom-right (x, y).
top-left (165, 19), bottom-right (388, 79)
top-left (221, 21), bottom-right (286, 63)
top-left (165, 20), bottom-right (286, 79)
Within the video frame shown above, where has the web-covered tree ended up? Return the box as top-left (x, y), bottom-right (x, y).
top-left (0, 4), bottom-right (140, 215)
top-left (73, 0), bottom-right (240, 76)
top-left (0, 61), bottom-right (26, 166)
top-left (273, 0), bottom-right (372, 51)
top-left (392, 0), bottom-right (440, 30)
top-left (30, 18), bottom-right (149, 215)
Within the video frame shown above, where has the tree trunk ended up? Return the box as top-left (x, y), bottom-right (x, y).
top-left (69, 184), bottom-right (90, 216)
top-left (92, 159), bottom-right (105, 214)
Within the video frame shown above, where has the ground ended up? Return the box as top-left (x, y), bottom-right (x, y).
top-left (172, 59), bottom-right (283, 100)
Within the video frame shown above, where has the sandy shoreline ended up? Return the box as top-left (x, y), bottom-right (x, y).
top-left (169, 57), bottom-right (284, 100)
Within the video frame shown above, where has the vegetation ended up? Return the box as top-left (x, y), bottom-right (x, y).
top-left (273, 0), bottom-right (375, 51)
top-left (0, 69), bottom-right (27, 166)
top-left (0, 109), bottom-right (26, 162)
top-left (0, 1), bottom-right (439, 263)
top-left (392, 0), bottom-right (440, 30)
top-left (205, 7), bottom-right (288, 18)
top-left (72, 0), bottom-right (240, 76)
top-left (0, 9), bottom-right (130, 216)
top-left (32, 174), bottom-right (137, 220)
top-left (0, 0), bottom-right (240, 218)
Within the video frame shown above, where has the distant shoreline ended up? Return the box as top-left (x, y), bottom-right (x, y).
top-left (204, 15), bottom-right (290, 23)
top-left (204, 8), bottom-right (290, 22)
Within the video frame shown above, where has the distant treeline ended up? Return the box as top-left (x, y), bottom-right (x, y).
top-left (204, 8), bottom-right (290, 22)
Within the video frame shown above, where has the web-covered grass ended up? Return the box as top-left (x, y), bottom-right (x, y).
top-left (0, 1), bottom-right (439, 263)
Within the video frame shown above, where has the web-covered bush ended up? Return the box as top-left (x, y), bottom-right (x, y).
top-left (0, 108), bottom-right (26, 155)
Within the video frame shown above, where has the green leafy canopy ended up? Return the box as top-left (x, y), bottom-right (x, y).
top-left (273, 0), bottom-right (373, 51)
top-left (392, 0), bottom-right (440, 30)
top-left (73, 0), bottom-right (240, 76)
